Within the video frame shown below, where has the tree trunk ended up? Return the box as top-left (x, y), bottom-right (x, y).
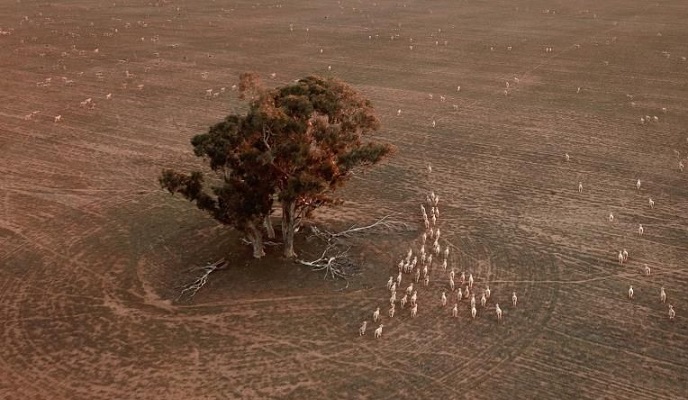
top-left (263, 215), bottom-right (275, 239)
top-left (281, 201), bottom-right (297, 258)
top-left (246, 221), bottom-right (266, 258)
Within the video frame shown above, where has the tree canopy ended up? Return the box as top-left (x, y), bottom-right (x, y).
top-left (160, 74), bottom-right (394, 258)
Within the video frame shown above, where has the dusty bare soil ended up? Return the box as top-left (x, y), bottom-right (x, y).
top-left (1, 0), bottom-right (687, 398)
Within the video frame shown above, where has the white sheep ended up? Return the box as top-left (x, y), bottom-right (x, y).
top-left (452, 303), bottom-right (459, 317)
top-left (464, 286), bottom-right (470, 299)
top-left (495, 303), bottom-right (503, 321)
top-left (397, 109), bottom-right (401, 116)
top-left (106, 93), bottom-right (112, 100)
top-left (468, 273), bottom-right (474, 288)
top-left (470, 294), bottom-right (476, 309)
top-left (374, 324), bottom-right (384, 338)
top-left (636, 179), bottom-right (641, 190)
top-left (638, 224), bottom-right (644, 235)
top-left (424, 275), bottom-right (430, 287)
top-left (422, 264), bottom-right (429, 279)
top-left (512, 291), bottom-right (518, 307)
top-left (608, 212), bottom-right (614, 222)
top-left (457, 287), bottom-right (463, 301)
top-left (643, 264), bottom-right (651, 276)
top-left (397, 271), bottom-right (402, 286)
top-left (622, 249), bottom-right (629, 262)
top-left (441, 291), bottom-right (447, 306)
top-left (660, 287), bottom-right (666, 303)
top-left (679, 161), bottom-right (684, 172)
top-left (400, 294), bottom-right (408, 309)
top-left (390, 282), bottom-right (397, 294)
top-left (443, 247), bottom-right (449, 259)
top-left (421, 232), bottom-right (427, 245)
top-left (457, 85), bottom-right (461, 92)
top-left (373, 307), bottom-right (380, 322)
top-left (648, 198), bottom-right (655, 208)
top-left (471, 305), bottom-right (477, 319)
top-left (668, 305), bottom-right (675, 320)
top-left (389, 304), bottom-right (396, 318)
top-left (618, 251), bottom-right (624, 265)
top-left (441, 259), bottom-right (447, 271)
top-left (460, 272), bottom-right (466, 285)
top-left (480, 293), bottom-right (487, 307)
top-left (410, 303), bottom-right (418, 318)
top-left (414, 268), bottom-right (421, 283)
top-left (578, 182), bottom-right (583, 193)
top-left (387, 276), bottom-right (394, 290)
top-left (449, 277), bottom-right (455, 291)
top-left (205, 88), bottom-right (213, 98)
top-left (389, 291), bottom-right (396, 305)
top-left (359, 321), bottom-right (367, 336)
top-left (485, 286), bottom-right (491, 299)
top-left (628, 286), bottom-right (634, 299)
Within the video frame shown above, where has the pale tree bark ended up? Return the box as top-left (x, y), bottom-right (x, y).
top-left (281, 201), bottom-right (297, 258)
top-left (263, 215), bottom-right (275, 239)
top-left (246, 221), bottom-right (266, 258)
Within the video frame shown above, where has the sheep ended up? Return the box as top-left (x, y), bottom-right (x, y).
top-left (400, 294), bottom-right (408, 309)
top-left (390, 282), bottom-right (397, 294)
top-left (389, 304), bottom-right (396, 318)
top-left (668, 305), bottom-right (675, 320)
top-left (359, 321), bottom-right (367, 336)
top-left (468, 273), bottom-right (474, 288)
top-left (453, 104), bottom-right (459, 111)
top-left (640, 117), bottom-right (645, 124)
top-left (622, 249), bottom-right (629, 262)
top-left (424, 216), bottom-right (430, 229)
top-left (441, 259), bottom-right (447, 271)
top-left (410, 303), bottom-right (418, 318)
top-left (421, 253), bottom-right (427, 266)
top-left (406, 248), bottom-right (413, 263)
top-left (373, 307), bottom-right (380, 322)
top-left (577, 87), bottom-right (581, 94)
top-left (618, 251), bottom-right (624, 265)
top-left (638, 224), bottom-right (644, 235)
top-left (679, 161), bottom-right (684, 172)
top-left (421, 232), bottom-right (427, 245)
top-left (460, 272), bottom-right (466, 285)
top-left (397, 271), bottom-right (403, 286)
top-left (424, 275), bottom-right (430, 286)
top-left (397, 109), bottom-right (402, 116)
top-left (464, 286), bottom-right (470, 299)
top-left (435, 228), bottom-right (441, 240)
top-left (660, 287), bottom-right (666, 303)
top-left (387, 276), bottom-right (394, 290)
top-left (432, 120), bottom-right (436, 129)
top-left (457, 287), bottom-right (463, 301)
top-left (423, 264), bottom-right (429, 279)
top-left (643, 264), bottom-right (651, 276)
top-left (649, 198), bottom-right (655, 208)
top-left (636, 179), bottom-right (641, 190)
top-left (205, 88), bottom-right (213, 98)
top-left (452, 303), bottom-right (459, 317)
top-left (106, 93), bottom-right (112, 100)
top-left (495, 303), bottom-right (503, 321)
top-left (628, 286), bottom-right (634, 299)
top-left (441, 291), bottom-right (447, 306)
top-left (578, 182), bottom-right (583, 193)
top-left (512, 291), bottom-right (518, 307)
top-left (470, 294), bottom-right (476, 309)
top-left (608, 212), bottom-right (614, 222)
top-left (54, 115), bottom-right (62, 123)
top-left (481, 293), bottom-right (487, 307)
top-left (449, 277), bottom-right (455, 291)
top-left (471, 305), bottom-right (477, 319)
top-left (414, 268), bottom-right (421, 283)
top-left (428, 93), bottom-right (433, 100)
top-left (427, 254), bottom-right (433, 267)
top-left (374, 324), bottom-right (384, 338)
top-left (443, 247), bottom-right (449, 260)
top-left (565, 153), bottom-right (570, 162)
top-left (440, 95), bottom-right (446, 102)
top-left (653, 116), bottom-right (659, 123)
top-left (457, 85), bottom-right (461, 92)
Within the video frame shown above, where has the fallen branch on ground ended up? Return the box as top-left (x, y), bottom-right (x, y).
top-left (296, 244), bottom-right (356, 287)
top-left (177, 258), bottom-right (227, 302)
top-left (310, 214), bottom-right (410, 240)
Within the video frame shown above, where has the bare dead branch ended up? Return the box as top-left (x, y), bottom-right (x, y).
top-left (177, 258), bottom-right (227, 302)
top-left (310, 215), bottom-right (411, 240)
top-left (296, 245), bottom-right (354, 287)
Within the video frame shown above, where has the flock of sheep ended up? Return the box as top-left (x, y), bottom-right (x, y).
top-left (359, 167), bottom-right (516, 339)
top-left (576, 162), bottom-right (679, 321)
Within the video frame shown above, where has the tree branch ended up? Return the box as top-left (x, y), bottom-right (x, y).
top-left (310, 214), bottom-right (410, 240)
top-left (295, 244), bottom-right (354, 286)
top-left (176, 258), bottom-right (227, 302)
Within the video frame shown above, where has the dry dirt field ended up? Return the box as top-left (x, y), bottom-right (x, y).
top-left (1, 0), bottom-right (688, 398)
